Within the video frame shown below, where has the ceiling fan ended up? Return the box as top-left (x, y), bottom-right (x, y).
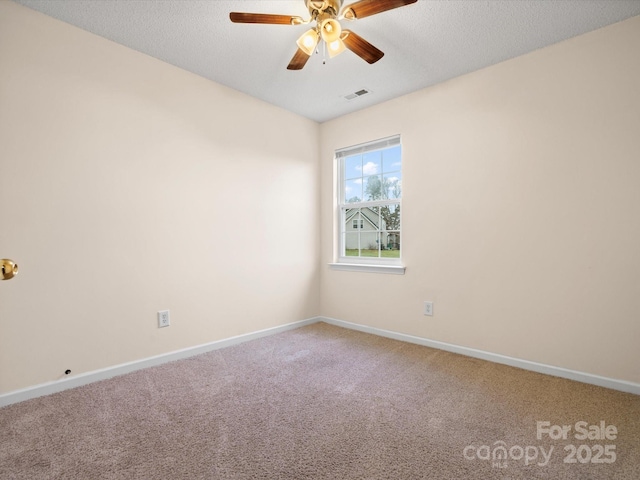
top-left (230, 0), bottom-right (418, 70)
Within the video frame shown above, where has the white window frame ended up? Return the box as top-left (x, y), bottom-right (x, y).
top-left (330, 135), bottom-right (405, 275)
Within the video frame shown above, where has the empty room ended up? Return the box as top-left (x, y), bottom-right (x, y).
top-left (1, 1), bottom-right (639, 478)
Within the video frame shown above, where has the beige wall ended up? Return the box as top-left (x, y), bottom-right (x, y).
top-left (0, 2), bottom-right (320, 394)
top-left (320, 16), bottom-right (640, 384)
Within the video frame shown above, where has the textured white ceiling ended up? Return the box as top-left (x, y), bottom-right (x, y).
top-left (12, 0), bottom-right (640, 123)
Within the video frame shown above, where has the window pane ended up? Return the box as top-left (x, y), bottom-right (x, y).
top-left (344, 155), bottom-right (362, 180)
top-left (361, 231), bottom-right (380, 257)
top-left (360, 206), bottom-right (379, 230)
top-left (344, 179), bottom-right (363, 203)
top-left (382, 145), bottom-right (402, 174)
top-left (363, 175), bottom-right (383, 201)
top-left (344, 232), bottom-right (360, 256)
top-left (384, 172), bottom-right (402, 200)
top-left (362, 150), bottom-right (382, 177)
top-left (345, 208), bottom-right (358, 230)
top-left (380, 203), bottom-right (400, 232)
top-left (382, 203), bottom-right (400, 257)
top-left (384, 232), bottom-right (400, 258)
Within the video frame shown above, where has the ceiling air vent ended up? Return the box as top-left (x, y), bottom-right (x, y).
top-left (343, 88), bottom-right (371, 100)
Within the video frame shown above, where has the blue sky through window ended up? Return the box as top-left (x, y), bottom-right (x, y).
top-left (344, 145), bottom-right (401, 202)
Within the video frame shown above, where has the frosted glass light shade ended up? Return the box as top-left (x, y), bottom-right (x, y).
top-left (327, 37), bottom-right (346, 58)
top-left (320, 18), bottom-right (341, 43)
top-left (296, 29), bottom-right (319, 56)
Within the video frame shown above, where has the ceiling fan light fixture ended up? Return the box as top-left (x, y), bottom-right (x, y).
top-left (296, 28), bottom-right (319, 56)
top-left (320, 18), bottom-right (342, 43)
top-left (231, 0), bottom-right (420, 70)
top-left (327, 37), bottom-right (346, 58)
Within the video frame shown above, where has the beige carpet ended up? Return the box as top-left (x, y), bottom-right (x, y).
top-left (1, 322), bottom-right (639, 479)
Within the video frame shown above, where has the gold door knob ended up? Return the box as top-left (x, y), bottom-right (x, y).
top-left (1, 259), bottom-right (18, 280)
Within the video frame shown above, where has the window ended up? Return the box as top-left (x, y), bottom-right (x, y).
top-left (334, 135), bottom-right (403, 272)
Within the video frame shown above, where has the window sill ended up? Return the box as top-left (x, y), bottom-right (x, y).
top-left (328, 263), bottom-right (406, 275)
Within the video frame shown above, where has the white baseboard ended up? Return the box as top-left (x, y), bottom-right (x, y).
top-left (0, 317), bottom-right (319, 407)
top-left (319, 316), bottom-right (640, 396)
top-left (3, 315), bottom-right (637, 407)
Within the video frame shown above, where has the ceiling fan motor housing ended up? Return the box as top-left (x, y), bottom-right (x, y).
top-left (306, 0), bottom-right (342, 18)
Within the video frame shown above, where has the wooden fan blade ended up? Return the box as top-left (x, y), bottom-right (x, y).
top-left (229, 12), bottom-right (303, 25)
top-left (342, 30), bottom-right (384, 64)
top-left (342, 0), bottom-right (418, 20)
top-left (287, 48), bottom-right (311, 70)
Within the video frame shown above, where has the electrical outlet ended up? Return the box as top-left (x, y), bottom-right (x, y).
top-left (424, 301), bottom-right (433, 316)
top-left (158, 310), bottom-right (170, 328)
